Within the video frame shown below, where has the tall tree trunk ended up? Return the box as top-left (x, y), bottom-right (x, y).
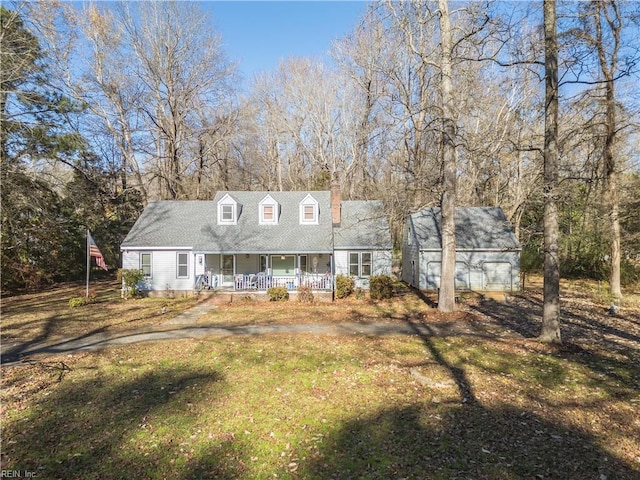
top-left (0, 91), bottom-right (8, 165)
top-left (438, 0), bottom-right (457, 313)
top-left (594, 0), bottom-right (622, 300)
top-left (540, 0), bottom-right (562, 344)
top-left (604, 75), bottom-right (621, 300)
top-left (608, 168), bottom-right (621, 299)
top-left (195, 135), bottom-right (206, 200)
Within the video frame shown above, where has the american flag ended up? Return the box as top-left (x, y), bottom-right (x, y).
top-left (88, 231), bottom-right (108, 271)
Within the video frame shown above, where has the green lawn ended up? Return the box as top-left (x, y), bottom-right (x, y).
top-left (1, 280), bottom-right (639, 479)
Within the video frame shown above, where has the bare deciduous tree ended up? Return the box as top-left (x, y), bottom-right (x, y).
top-left (437, 0), bottom-right (458, 313)
top-left (116, 1), bottom-right (236, 200)
top-left (574, 0), bottom-right (624, 299)
top-left (540, 0), bottom-right (562, 344)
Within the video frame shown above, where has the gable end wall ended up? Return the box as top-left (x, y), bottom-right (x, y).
top-left (122, 249), bottom-right (194, 292)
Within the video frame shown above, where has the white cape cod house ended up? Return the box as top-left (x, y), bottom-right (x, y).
top-left (402, 207), bottom-right (521, 292)
top-left (120, 187), bottom-right (392, 297)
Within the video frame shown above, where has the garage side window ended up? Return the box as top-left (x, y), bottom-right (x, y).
top-left (177, 253), bottom-right (188, 278)
top-left (141, 253), bottom-right (152, 278)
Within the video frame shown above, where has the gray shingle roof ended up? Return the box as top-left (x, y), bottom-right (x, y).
top-left (122, 191), bottom-right (350, 253)
top-left (121, 201), bottom-right (211, 248)
top-left (204, 191), bottom-right (333, 253)
top-left (410, 207), bottom-right (521, 251)
top-left (334, 201), bottom-right (392, 249)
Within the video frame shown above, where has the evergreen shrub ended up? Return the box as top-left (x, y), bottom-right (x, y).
top-left (369, 275), bottom-right (394, 300)
top-left (267, 286), bottom-right (289, 301)
top-left (68, 297), bottom-right (86, 308)
top-left (335, 275), bottom-right (354, 299)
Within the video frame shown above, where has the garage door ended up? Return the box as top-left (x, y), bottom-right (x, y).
top-left (426, 262), bottom-right (441, 289)
top-left (426, 262), bottom-right (470, 290)
top-left (482, 262), bottom-right (512, 290)
top-left (454, 262), bottom-right (470, 290)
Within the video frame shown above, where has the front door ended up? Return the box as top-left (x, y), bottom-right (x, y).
top-left (222, 255), bottom-right (235, 285)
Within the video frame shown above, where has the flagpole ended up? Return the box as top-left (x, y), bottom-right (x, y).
top-left (86, 228), bottom-right (90, 298)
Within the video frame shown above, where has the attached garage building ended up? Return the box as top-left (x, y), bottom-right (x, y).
top-left (402, 207), bottom-right (521, 292)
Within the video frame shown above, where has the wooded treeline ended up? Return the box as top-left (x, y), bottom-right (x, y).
top-left (2, 0), bottom-right (639, 295)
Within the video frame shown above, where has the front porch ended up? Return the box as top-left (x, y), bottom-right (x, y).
top-left (194, 253), bottom-right (334, 292)
top-left (232, 272), bottom-right (333, 291)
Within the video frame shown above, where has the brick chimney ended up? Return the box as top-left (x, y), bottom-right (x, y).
top-left (330, 176), bottom-right (341, 226)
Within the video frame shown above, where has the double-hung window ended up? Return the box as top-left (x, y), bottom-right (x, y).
top-left (349, 253), bottom-right (359, 276)
top-left (141, 253), bottom-right (152, 278)
top-left (299, 194), bottom-right (319, 224)
top-left (349, 252), bottom-right (372, 277)
top-left (259, 194), bottom-right (278, 225)
top-left (303, 205), bottom-right (315, 222)
top-left (177, 253), bottom-right (188, 278)
top-left (217, 193), bottom-right (238, 225)
top-left (361, 252), bottom-right (372, 276)
top-left (263, 205), bottom-right (274, 222)
top-left (221, 205), bottom-right (234, 222)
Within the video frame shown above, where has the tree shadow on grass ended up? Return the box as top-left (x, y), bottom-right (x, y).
top-left (299, 403), bottom-right (639, 480)
top-left (403, 312), bottom-right (479, 406)
top-left (2, 365), bottom-right (247, 479)
top-left (408, 284), bottom-right (438, 308)
top-left (469, 295), bottom-right (640, 394)
top-left (295, 298), bottom-right (638, 480)
top-left (470, 292), bottom-right (640, 348)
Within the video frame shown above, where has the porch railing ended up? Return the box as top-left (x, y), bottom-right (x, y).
top-left (195, 272), bottom-right (218, 291)
top-left (234, 273), bottom-right (333, 291)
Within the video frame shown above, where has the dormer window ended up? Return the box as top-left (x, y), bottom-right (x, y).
top-left (218, 193), bottom-right (238, 225)
top-left (303, 205), bottom-right (314, 221)
top-left (221, 205), bottom-right (233, 221)
top-left (299, 194), bottom-right (319, 225)
top-left (259, 194), bottom-right (279, 225)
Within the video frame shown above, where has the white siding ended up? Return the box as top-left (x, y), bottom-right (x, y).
top-left (122, 250), bottom-right (193, 292)
top-left (372, 250), bottom-right (392, 276)
top-left (334, 249), bottom-right (392, 289)
top-left (122, 251), bottom-right (139, 270)
top-left (334, 250), bottom-right (349, 276)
